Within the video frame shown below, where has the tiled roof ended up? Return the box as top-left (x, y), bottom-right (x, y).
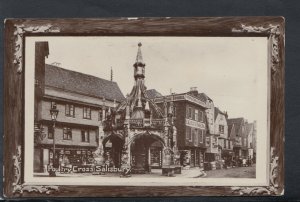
top-left (245, 123), bottom-right (254, 136)
top-left (145, 89), bottom-right (163, 99)
top-left (214, 107), bottom-right (226, 120)
top-left (45, 64), bottom-right (125, 102)
top-left (227, 118), bottom-right (244, 135)
top-left (198, 93), bottom-right (212, 102)
top-left (228, 124), bottom-right (235, 137)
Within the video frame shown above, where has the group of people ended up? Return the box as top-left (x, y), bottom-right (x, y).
top-left (222, 156), bottom-right (254, 168)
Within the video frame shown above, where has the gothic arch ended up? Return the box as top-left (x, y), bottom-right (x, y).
top-left (102, 132), bottom-right (124, 147)
top-left (128, 131), bottom-right (165, 147)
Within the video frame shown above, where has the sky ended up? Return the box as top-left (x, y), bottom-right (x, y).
top-left (26, 36), bottom-right (268, 122)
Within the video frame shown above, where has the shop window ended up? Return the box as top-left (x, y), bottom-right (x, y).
top-left (48, 126), bottom-right (53, 139)
top-left (83, 107), bottom-right (91, 119)
top-left (65, 104), bottom-right (75, 117)
top-left (81, 130), bottom-right (90, 142)
top-left (63, 127), bottom-right (72, 140)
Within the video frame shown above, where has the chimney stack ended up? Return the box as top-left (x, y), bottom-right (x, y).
top-left (189, 87), bottom-right (198, 96)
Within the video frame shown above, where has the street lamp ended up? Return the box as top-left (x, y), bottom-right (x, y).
top-left (49, 103), bottom-right (59, 177)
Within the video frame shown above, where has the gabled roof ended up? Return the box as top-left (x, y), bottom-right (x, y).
top-left (228, 124), bottom-right (235, 137)
top-left (145, 89), bottom-right (163, 99)
top-left (227, 118), bottom-right (244, 136)
top-left (45, 64), bottom-right (125, 102)
top-left (245, 123), bottom-right (254, 136)
top-left (214, 107), bottom-right (226, 121)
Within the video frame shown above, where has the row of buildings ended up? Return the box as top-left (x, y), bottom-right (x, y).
top-left (33, 41), bottom-right (256, 174)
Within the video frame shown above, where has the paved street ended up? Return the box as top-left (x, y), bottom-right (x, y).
top-left (204, 165), bottom-right (256, 178)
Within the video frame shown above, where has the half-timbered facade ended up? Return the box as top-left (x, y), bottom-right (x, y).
top-left (34, 42), bottom-right (124, 173)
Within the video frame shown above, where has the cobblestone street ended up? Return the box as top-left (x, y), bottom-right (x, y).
top-left (204, 165), bottom-right (256, 178)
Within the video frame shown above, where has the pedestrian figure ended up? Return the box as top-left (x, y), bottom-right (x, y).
top-left (242, 158), bottom-right (247, 167)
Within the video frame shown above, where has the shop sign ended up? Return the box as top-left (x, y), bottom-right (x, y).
top-left (185, 119), bottom-right (205, 129)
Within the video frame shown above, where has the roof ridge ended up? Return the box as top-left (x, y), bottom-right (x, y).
top-left (45, 64), bottom-right (125, 102)
top-left (46, 64), bottom-right (117, 84)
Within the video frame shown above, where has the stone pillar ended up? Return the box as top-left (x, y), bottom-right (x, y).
top-left (92, 123), bottom-right (105, 174)
top-left (162, 147), bottom-right (175, 176)
top-left (162, 147), bottom-right (172, 166)
top-left (120, 125), bottom-right (131, 177)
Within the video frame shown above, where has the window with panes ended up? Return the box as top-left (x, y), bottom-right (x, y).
top-left (219, 125), bottom-right (224, 134)
top-left (81, 130), bottom-right (90, 142)
top-left (63, 127), bottom-right (72, 140)
top-left (65, 104), bottom-right (75, 117)
top-left (83, 107), bottom-right (91, 119)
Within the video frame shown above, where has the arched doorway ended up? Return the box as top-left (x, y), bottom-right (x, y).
top-left (103, 133), bottom-right (124, 168)
top-left (130, 133), bottom-right (165, 173)
top-left (149, 140), bottom-right (164, 168)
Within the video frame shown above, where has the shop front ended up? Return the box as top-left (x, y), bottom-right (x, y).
top-left (178, 148), bottom-right (205, 169)
top-left (221, 150), bottom-right (234, 168)
top-left (190, 148), bottom-right (205, 168)
top-left (34, 145), bottom-right (96, 173)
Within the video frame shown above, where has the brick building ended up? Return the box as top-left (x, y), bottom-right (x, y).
top-left (149, 87), bottom-right (208, 169)
top-left (34, 42), bottom-right (124, 173)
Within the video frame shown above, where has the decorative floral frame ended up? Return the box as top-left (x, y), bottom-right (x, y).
top-left (3, 17), bottom-right (285, 198)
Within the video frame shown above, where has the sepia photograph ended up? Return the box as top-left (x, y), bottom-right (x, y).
top-left (24, 36), bottom-right (268, 186)
top-left (3, 17), bottom-right (284, 197)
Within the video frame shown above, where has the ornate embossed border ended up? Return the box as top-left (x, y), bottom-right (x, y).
top-left (3, 17), bottom-right (285, 198)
